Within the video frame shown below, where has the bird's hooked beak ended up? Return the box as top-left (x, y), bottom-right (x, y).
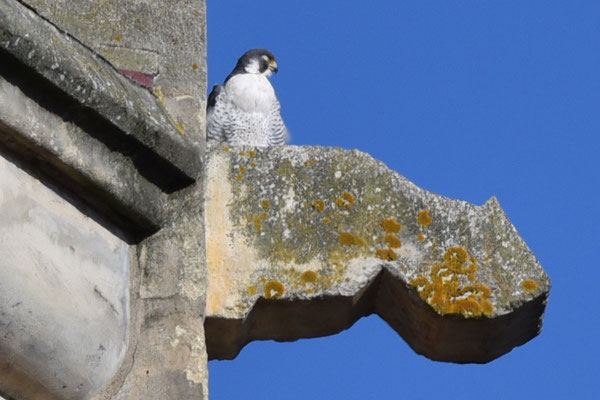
top-left (268, 59), bottom-right (278, 74)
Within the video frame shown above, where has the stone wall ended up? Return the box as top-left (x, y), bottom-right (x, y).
top-left (0, 0), bottom-right (207, 399)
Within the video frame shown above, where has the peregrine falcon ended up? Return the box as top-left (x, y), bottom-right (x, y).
top-left (206, 48), bottom-right (288, 146)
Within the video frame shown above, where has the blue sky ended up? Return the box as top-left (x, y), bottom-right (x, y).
top-left (206, 1), bottom-right (599, 398)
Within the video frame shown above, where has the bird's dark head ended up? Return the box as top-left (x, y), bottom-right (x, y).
top-left (235, 48), bottom-right (278, 77)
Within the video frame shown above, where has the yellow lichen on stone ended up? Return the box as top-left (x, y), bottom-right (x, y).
top-left (260, 200), bottom-right (270, 209)
top-left (260, 212), bottom-right (268, 220)
top-left (521, 279), bottom-right (539, 292)
top-left (322, 217), bottom-right (331, 224)
top-left (409, 246), bottom-right (493, 317)
top-left (192, 63), bottom-right (199, 70)
top-left (375, 248), bottom-right (397, 261)
top-left (312, 199), bottom-right (326, 212)
top-left (235, 175), bottom-right (243, 181)
top-left (342, 192), bottom-right (355, 206)
top-left (247, 285), bottom-right (257, 295)
top-left (239, 166), bottom-right (247, 174)
top-left (239, 151), bottom-right (246, 156)
top-left (381, 218), bottom-right (402, 233)
top-left (417, 209), bottom-right (432, 227)
top-left (301, 270), bottom-right (318, 284)
top-left (175, 121), bottom-right (185, 135)
top-left (264, 280), bottom-right (285, 299)
top-left (444, 246), bottom-right (468, 266)
top-left (153, 86), bottom-right (166, 105)
top-left (252, 215), bottom-right (262, 232)
top-left (417, 233), bottom-right (425, 242)
top-left (248, 150), bottom-right (257, 157)
top-left (384, 234), bottom-right (402, 248)
top-left (223, 145), bottom-right (230, 152)
top-left (336, 191), bottom-right (355, 208)
top-left (339, 232), bottom-right (366, 246)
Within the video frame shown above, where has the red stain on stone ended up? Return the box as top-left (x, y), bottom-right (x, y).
top-left (118, 69), bottom-right (155, 88)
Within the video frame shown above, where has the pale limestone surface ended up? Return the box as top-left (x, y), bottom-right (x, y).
top-left (1, 0), bottom-right (208, 397)
top-left (0, 155), bottom-right (130, 399)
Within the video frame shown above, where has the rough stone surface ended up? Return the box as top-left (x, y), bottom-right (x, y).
top-left (0, 1), bottom-right (208, 399)
top-left (94, 183), bottom-right (207, 400)
top-left (0, 155), bottom-right (130, 400)
top-left (204, 144), bottom-right (550, 362)
top-left (0, 0), bottom-right (202, 187)
top-left (21, 0), bottom-right (207, 145)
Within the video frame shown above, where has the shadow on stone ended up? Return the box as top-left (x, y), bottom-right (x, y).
top-left (206, 268), bottom-right (547, 363)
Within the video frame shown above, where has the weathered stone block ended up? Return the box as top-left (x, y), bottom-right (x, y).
top-left (0, 0), bottom-right (202, 189)
top-left (204, 144), bottom-right (550, 363)
top-left (0, 155), bottom-right (130, 400)
top-left (21, 0), bottom-right (207, 145)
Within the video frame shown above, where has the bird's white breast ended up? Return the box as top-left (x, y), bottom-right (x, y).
top-left (225, 74), bottom-right (276, 114)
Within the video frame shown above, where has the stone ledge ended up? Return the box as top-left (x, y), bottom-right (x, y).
top-left (0, 0), bottom-right (201, 191)
top-left (0, 73), bottom-right (165, 242)
top-left (204, 144), bottom-right (550, 362)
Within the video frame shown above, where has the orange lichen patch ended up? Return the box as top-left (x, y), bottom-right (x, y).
top-left (384, 234), bottom-right (402, 248)
top-left (409, 247), bottom-right (493, 317)
top-left (459, 283), bottom-right (492, 298)
top-left (239, 151), bottom-right (247, 156)
top-left (258, 277), bottom-right (267, 283)
top-left (223, 145), bottom-right (230, 152)
top-left (260, 212), bottom-right (268, 219)
top-left (305, 288), bottom-right (314, 294)
top-left (252, 215), bottom-right (262, 232)
top-left (192, 63), bottom-right (199, 70)
top-left (301, 270), bottom-right (318, 284)
top-left (381, 218), bottom-right (402, 233)
top-left (339, 232), bottom-right (366, 246)
top-left (336, 192), bottom-right (355, 208)
top-left (260, 200), bottom-right (270, 209)
top-left (444, 246), bottom-right (468, 265)
top-left (235, 175), bottom-right (243, 181)
top-left (480, 299), bottom-right (494, 316)
top-left (312, 199), bottom-right (326, 212)
top-left (239, 166), bottom-right (247, 174)
top-left (322, 217), bottom-right (331, 224)
top-left (416, 233), bottom-right (425, 242)
top-left (264, 280), bottom-right (284, 299)
top-left (247, 285), bottom-right (257, 295)
top-left (248, 150), bottom-right (257, 157)
top-left (375, 248), bottom-right (398, 261)
top-left (521, 279), bottom-right (539, 292)
top-left (114, 35), bottom-right (122, 42)
top-left (310, 158), bottom-right (317, 164)
top-left (250, 161), bottom-right (257, 167)
top-left (417, 209), bottom-right (432, 227)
